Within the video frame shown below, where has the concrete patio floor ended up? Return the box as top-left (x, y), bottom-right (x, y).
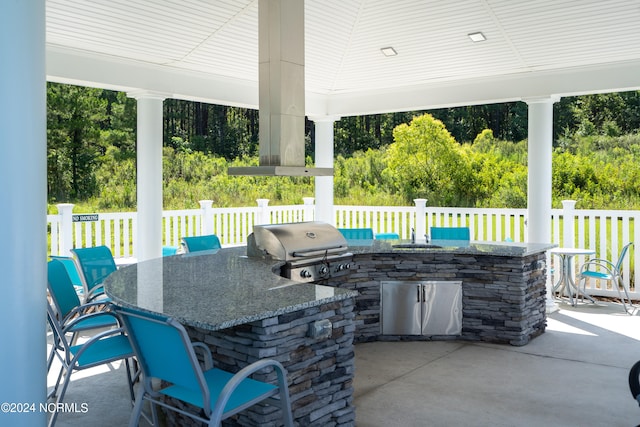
top-left (48, 300), bottom-right (640, 426)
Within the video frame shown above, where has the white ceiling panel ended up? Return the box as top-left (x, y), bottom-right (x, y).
top-left (45, 0), bottom-right (640, 115)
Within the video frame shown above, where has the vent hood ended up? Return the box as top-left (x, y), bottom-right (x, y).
top-left (228, 0), bottom-right (332, 177)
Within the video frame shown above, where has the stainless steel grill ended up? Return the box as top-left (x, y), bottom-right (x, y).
top-left (247, 221), bottom-right (353, 282)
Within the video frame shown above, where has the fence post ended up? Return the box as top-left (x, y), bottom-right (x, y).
top-left (199, 200), bottom-right (214, 235)
top-left (303, 197), bottom-right (315, 222)
top-left (256, 199), bottom-right (270, 225)
top-left (561, 200), bottom-right (576, 248)
top-left (57, 203), bottom-right (75, 256)
top-left (414, 198), bottom-right (428, 243)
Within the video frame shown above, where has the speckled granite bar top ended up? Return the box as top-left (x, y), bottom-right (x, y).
top-left (104, 246), bottom-right (357, 331)
top-left (348, 239), bottom-right (556, 257)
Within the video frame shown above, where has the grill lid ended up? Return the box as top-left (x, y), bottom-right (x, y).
top-left (247, 221), bottom-right (348, 261)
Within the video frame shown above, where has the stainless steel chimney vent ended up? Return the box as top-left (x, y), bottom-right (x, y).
top-left (228, 0), bottom-right (333, 177)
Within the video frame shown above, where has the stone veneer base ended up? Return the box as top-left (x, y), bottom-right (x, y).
top-left (327, 251), bottom-right (547, 346)
top-left (161, 297), bottom-right (357, 427)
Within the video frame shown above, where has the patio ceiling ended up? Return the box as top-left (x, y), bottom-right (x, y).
top-left (46, 0), bottom-right (640, 116)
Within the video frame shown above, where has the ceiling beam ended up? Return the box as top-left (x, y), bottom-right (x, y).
top-left (47, 46), bottom-right (640, 117)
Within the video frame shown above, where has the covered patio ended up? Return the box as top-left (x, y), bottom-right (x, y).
top-left (2, 1), bottom-right (640, 425)
top-left (49, 300), bottom-right (640, 426)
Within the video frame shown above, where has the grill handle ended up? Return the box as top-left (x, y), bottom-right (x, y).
top-left (291, 245), bottom-right (347, 258)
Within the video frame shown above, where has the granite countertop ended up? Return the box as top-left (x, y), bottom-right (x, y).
top-left (104, 240), bottom-right (554, 332)
top-left (348, 239), bottom-right (556, 257)
top-left (104, 246), bottom-right (357, 332)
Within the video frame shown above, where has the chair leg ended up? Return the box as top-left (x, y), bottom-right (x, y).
top-left (577, 276), bottom-right (586, 303)
top-left (128, 388), bottom-right (147, 427)
top-left (124, 358), bottom-right (137, 403)
top-left (48, 367), bottom-right (73, 427)
top-left (47, 362), bottom-right (65, 400)
top-left (617, 277), bottom-right (633, 314)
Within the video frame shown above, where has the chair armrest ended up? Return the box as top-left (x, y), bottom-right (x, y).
top-left (579, 259), bottom-right (618, 274)
top-left (85, 287), bottom-right (108, 303)
top-left (62, 301), bottom-right (112, 324)
top-left (211, 359), bottom-right (289, 420)
top-left (66, 326), bottom-right (133, 364)
top-left (62, 310), bottom-right (122, 334)
top-left (191, 342), bottom-right (213, 370)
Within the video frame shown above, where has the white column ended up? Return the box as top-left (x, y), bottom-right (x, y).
top-left (311, 116), bottom-right (339, 225)
top-left (526, 96), bottom-right (557, 243)
top-left (526, 96), bottom-right (559, 312)
top-left (0, 1), bottom-right (47, 424)
top-left (129, 92), bottom-right (166, 262)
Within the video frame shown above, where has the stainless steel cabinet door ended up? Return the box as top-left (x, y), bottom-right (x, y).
top-left (381, 282), bottom-right (421, 335)
top-left (422, 282), bottom-right (462, 335)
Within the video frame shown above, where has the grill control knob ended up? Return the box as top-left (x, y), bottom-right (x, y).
top-left (318, 266), bottom-right (329, 275)
top-left (337, 263), bottom-right (351, 271)
top-left (300, 270), bottom-right (312, 278)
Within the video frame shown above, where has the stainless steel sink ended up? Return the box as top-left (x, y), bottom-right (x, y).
top-left (392, 243), bottom-right (442, 249)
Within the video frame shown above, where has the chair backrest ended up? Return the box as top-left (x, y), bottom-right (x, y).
top-left (48, 259), bottom-right (82, 319)
top-left (375, 232), bottom-right (400, 240)
top-left (182, 234), bottom-right (222, 253)
top-left (71, 246), bottom-right (117, 293)
top-left (117, 308), bottom-right (208, 401)
top-left (616, 242), bottom-right (634, 271)
top-left (338, 228), bottom-right (374, 240)
top-left (49, 256), bottom-right (83, 290)
top-left (430, 227), bottom-right (470, 241)
top-left (162, 246), bottom-right (178, 256)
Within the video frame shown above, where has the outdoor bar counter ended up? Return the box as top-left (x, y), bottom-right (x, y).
top-left (340, 239), bottom-right (555, 346)
top-left (104, 239), bottom-right (553, 425)
top-left (104, 247), bottom-right (358, 426)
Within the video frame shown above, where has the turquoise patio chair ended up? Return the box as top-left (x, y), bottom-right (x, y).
top-left (47, 287), bottom-right (137, 427)
top-left (49, 256), bottom-right (83, 293)
top-left (162, 246), bottom-right (179, 256)
top-left (71, 246), bottom-right (117, 303)
top-left (578, 242), bottom-right (634, 313)
top-left (46, 260), bottom-right (117, 352)
top-left (116, 307), bottom-right (294, 427)
top-left (430, 227), bottom-right (470, 241)
top-left (338, 228), bottom-right (374, 241)
top-left (375, 232), bottom-right (400, 240)
top-left (181, 234), bottom-right (222, 253)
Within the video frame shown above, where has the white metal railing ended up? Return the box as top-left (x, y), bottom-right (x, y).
top-left (47, 199), bottom-right (640, 299)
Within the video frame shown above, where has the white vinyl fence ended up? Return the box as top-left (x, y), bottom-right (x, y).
top-left (47, 199), bottom-right (640, 299)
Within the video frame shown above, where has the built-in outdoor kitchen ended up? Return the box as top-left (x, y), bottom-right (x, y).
top-left (105, 221), bottom-right (553, 426)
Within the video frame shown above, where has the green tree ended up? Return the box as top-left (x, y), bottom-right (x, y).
top-left (386, 114), bottom-right (473, 205)
top-left (47, 83), bottom-right (108, 201)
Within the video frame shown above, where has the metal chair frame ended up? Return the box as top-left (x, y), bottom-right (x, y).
top-left (578, 242), bottom-right (634, 313)
top-left (116, 308), bottom-right (294, 427)
top-left (46, 305), bottom-right (136, 427)
top-left (71, 245), bottom-right (118, 303)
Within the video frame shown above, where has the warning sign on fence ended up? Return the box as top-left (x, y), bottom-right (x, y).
top-left (72, 214), bottom-right (99, 222)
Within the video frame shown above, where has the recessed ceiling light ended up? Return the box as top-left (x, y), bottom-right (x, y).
top-left (468, 32), bottom-right (486, 42)
top-left (380, 47), bottom-right (397, 57)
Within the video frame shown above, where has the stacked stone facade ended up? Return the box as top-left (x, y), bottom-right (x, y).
top-left (335, 251), bottom-right (547, 346)
top-left (164, 297), bottom-right (356, 426)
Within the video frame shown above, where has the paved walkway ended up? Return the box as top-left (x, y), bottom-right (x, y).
top-left (49, 300), bottom-right (640, 426)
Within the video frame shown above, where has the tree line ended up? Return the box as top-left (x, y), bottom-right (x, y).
top-left (46, 82), bottom-right (640, 211)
